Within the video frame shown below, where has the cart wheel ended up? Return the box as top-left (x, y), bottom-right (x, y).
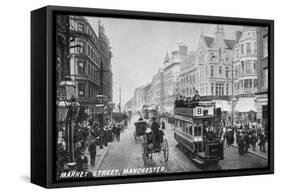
top-left (163, 139), bottom-right (169, 162)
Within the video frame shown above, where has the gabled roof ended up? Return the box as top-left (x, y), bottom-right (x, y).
top-left (204, 36), bottom-right (214, 48)
top-left (224, 39), bottom-right (236, 49)
top-left (203, 36), bottom-right (236, 49)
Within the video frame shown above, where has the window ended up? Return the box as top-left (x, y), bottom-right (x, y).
top-left (226, 83), bottom-right (229, 95)
top-left (78, 61), bottom-right (85, 74)
top-left (88, 45), bottom-right (91, 56)
top-left (90, 49), bottom-right (94, 59)
top-left (235, 49), bottom-right (239, 58)
top-left (78, 83), bottom-right (85, 97)
top-left (194, 123), bottom-right (202, 136)
top-left (263, 36), bottom-right (268, 58)
top-left (77, 23), bottom-right (84, 32)
top-left (253, 60), bottom-right (257, 73)
top-left (254, 79), bottom-right (258, 88)
top-left (246, 42), bottom-right (251, 54)
top-left (89, 85), bottom-right (92, 98)
top-left (244, 79), bottom-right (253, 93)
top-left (77, 41), bottom-right (85, 54)
top-left (188, 124), bottom-right (193, 135)
top-left (254, 42), bottom-right (257, 55)
top-left (241, 44), bottom-right (244, 55)
top-left (235, 66), bottom-right (238, 78)
top-left (262, 68), bottom-right (268, 90)
top-left (219, 66), bottom-right (222, 74)
top-left (225, 67), bottom-right (229, 78)
top-left (215, 83), bottom-right (224, 96)
top-left (245, 60), bottom-right (252, 74)
top-left (241, 61), bottom-right (245, 74)
top-left (211, 83), bottom-right (214, 95)
top-left (210, 66), bottom-right (214, 77)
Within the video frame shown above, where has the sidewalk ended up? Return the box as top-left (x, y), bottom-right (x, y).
top-left (230, 135), bottom-right (268, 160)
top-left (85, 144), bottom-right (111, 172)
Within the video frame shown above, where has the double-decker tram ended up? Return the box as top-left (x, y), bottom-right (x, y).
top-left (173, 98), bottom-right (224, 164)
top-left (142, 105), bottom-right (150, 120)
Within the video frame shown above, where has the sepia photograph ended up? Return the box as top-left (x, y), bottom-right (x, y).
top-left (55, 14), bottom-right (270, 180)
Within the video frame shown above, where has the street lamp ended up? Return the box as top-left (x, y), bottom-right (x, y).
top-left (57, 100), bottom-right (69, 122)
top-left (57, 78), bottom-right (80, 162)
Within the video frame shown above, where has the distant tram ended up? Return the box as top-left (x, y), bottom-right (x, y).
top-left (141, 104), bottom-right (160, 126)
top-left (173, 99), bottom-right (224, 164)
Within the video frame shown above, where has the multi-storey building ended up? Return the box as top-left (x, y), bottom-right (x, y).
top-left (143, 83), bottom-right (153, 106)
top-left (182, 25), bottom-right (235, 119)
top-left (179, 52), bottom-right (196, 97)
top-left (196, 25), bottom-right (235, 98)
top-left (233, 27), bottom-right (258, 121)
top-left (68, 16), bottom-right (112, 114)
top-left (134, 86), bottom-right (145, 111)
top-left (256, 27), bottom-right (268, 128)
top-left (163, 44), bottom-right (188, 112)
top-left (151, 69), bottom-right (164, 107)
top-left (56, 15), bottom-right (70, 86)
top-left (98, 20), bottom-right (113, 102)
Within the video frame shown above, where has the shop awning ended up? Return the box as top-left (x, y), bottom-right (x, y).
top-left (215, 100), bottom-right (232, 112)
top-left (235, 97), bottom-right (257, 112)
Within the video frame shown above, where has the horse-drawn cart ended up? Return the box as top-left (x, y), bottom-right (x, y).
top-left (134, 120), bottom-right (147, 142)
top-left (141, 129), bottom-right (169, 165)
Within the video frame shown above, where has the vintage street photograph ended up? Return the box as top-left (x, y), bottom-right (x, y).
top-left (55, 15), bottom-right (269, 179)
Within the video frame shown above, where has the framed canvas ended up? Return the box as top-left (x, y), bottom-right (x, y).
top-left (31, 5), bottom-right (274, 188)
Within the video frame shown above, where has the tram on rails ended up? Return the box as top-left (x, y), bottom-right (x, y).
top-left (173, 97), bottom-right (224, 164)
top-left (141, 104), bottom-right (160, 127)
top-left (142, 105), bottom-right (150, 120)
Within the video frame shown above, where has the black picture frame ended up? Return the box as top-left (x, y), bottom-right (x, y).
top-left (31, 5), bottom-right (274, 188)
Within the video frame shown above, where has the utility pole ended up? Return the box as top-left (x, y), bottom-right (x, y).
top-left (231, 61), bottom-right (235, 127)
top-left (119, 86), bottom-right (121, 122)
top-left (99, 61), bottom-right (104, 149)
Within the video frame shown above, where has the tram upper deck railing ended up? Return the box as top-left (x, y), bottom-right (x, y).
top-left (174, 99), bottom-right (216, 117)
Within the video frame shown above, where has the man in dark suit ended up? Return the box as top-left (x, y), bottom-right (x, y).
top-left (151, 117), bottom-right (161, 149)
top-left (88, 140), bottom-right (96, 167)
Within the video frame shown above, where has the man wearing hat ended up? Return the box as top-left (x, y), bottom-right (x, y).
top-left (88, 140), bottom-right (97, 167)
top-left (116, 124), bottom-right (121, 142)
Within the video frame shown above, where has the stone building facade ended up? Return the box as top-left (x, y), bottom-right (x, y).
top-left (256, 27), bottom-right (268, 128)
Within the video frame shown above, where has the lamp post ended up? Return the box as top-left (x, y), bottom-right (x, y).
top-left (57, 79), bottom-right (80, 162)
top-left (108, 102), bottom-right (115, 121)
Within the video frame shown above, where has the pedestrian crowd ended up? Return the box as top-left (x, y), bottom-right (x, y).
top-left (223, 121), bottom-right (267, 155)
top-left (56, 118), bottom-right (126, 178)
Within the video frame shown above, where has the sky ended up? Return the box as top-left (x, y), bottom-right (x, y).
top-left (86, 17), bottom-right (243, 107)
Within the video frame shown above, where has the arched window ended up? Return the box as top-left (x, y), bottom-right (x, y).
top-left (226, 67), bottom-right (229, 78)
